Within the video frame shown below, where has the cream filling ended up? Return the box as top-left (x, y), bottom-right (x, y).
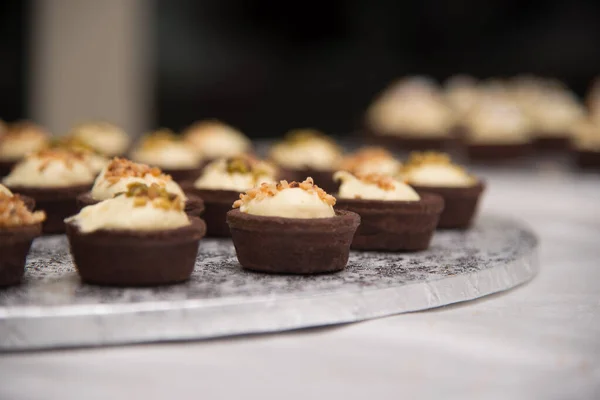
top-left (466, 103), bottom-right (531, 144)
top-left (84, 153), bottom-right (110, 174)
top-left (368, 98), bottom-right (454, 136)
top-left (0, 135), bottom-right (49, 161)
top-left (2, 157), bottom-right (95, 188)
top-left (185, 127), bottom-right (251, 159)
top-left (404, 164), bottom-right (476, 187)
top-left (66, 194), bottom-right (190, 233)
top-left (350, 158), bottom-right (402, 176)
top-left (270, 142), bottom-right (341, 170)
top-left (131, 144), bottom-right (201, 169)
top-left (194, 159), bottom-right (275, 191)
top-left (0, 184), bottom-right (12, 196)
top-left (240, 187), bottom-right (335, 218)
top-left (91, 173), bottom-right (186, 201)
top-left (572, 121), bottom-right (600, 151)
top-left (72, 123), bottom-right (130, 156)
top-left (528, 103), bottom-right (584, 137)
top-left (334, 171), bottom-right (420, 201)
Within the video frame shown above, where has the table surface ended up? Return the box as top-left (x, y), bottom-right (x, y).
top-left (1, 163), bottom-right (599, 400)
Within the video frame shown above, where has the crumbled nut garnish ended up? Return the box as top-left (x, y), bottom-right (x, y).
top-left (0, 193), bottom-right (46, 228)
top-left (49, 135), bottom-right (97, 154)
top-left (232, 177), bottom-right (335, 209)
top-left (139, 129), bottom-right (180, 150)
top-left (339, 147), bottom-right (396, 173)
top-left (221, 155), bottom-right (275, 181)
top-left (402, 151), bottom-right (470, 177)
top-left (334, 170), bottom-right (398, 191)
top-left (28, 148), bottom-right (88, 172)
top-left (102, 158), bottom-right (169, 185)
top-left (121, 182), bottom-right (184, 211)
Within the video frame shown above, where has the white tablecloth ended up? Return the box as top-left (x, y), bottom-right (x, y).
top-left (1, 166), bottom-right (599, 400)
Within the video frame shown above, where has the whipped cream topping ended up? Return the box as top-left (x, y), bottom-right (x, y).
top-left (69, 122), bottom-right (130, 156)
top-left (445, 75), bottom-right (479, 117)
top-left (91, 158), bottom-right (185, 201)
top-left (233, 178), bottom-right (336, 219)
top-left (131, 130), bottom-right (201, 169)
top-left (0, 184), bottom-right (12, 196)
top-left (183, 120), bottom-right (251, 159)
top-left (367, 88), bottom-right (454, 136)
top-left (0, 122), bottom-right (50, 161)
top-left (464, 99), bottom-right (531, 144)
top-left (2, 149), bottom-right (95, 188)
top-left (402, 152), bottom-right (476, 187)
top-left (194, 156), bottom-right (276, 191)
top-left (339, 147), bottom-right (402, 176)
top-left (67, 183), bottom-right (190, 233)
top-left (269, 130), bottom-right (342, 170)
top-left (572, 120), bottom-right (600, 151)
top-left (525, 93), bottom-right (584, 136)
top-left (334, 171), bottom-right (420, 201)
top-left (0, 192), bottom-right (46, 228)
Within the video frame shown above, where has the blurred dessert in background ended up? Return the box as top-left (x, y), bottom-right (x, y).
top-left (444, 75), bottom-right (479, 135)
top-left (185, 154), bottom-right (276, 237)
top-left (49, 135), bottom-right (109, 174)
top-left (269, 128), bottom-right (342, 192)
top-left (339, 146), bottom-right (402, 176)
top-left (365, 76), bottom-right (455, 150)
top-left (402, 152), bottom-right (484, 229)
top-left (183, 119), bottom-right (252, 163)
top-left (0, 121), bottom-right (50, 177)
top-left (130, 128), bottom-right (203, 183)
top-left (571, 119), bottom-right (600, 169)
top-left (2, 148), bottom-right (96, 233)
top-left (68, 121), bottom-right (130, 157)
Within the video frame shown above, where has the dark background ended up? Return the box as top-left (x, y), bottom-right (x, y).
top-left (2, 0), bottom-right (599, 137)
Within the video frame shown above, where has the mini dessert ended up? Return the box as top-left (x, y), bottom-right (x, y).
top-left (77, 158), bottom-right (204, 217)
top-left (183, 120), bottom-right (252, 162)
top-left (333, 171), bottom-right (443, 251)
top-left (130, 129), bottom-right (203, 182)
top-left (184, 155), bottom-right (276, 236)
top-left (0, 183), bottom-right (35, 210)
top-left (0, 192), bottom-right (45, 286)
top-left (2, 149), bottom-right (96, 233)
top-left (269, 129), bottom-right (342, 192)
top-left (0, 121), bottom-right (50, 177)
top-left (68, 121), bottom-right (130, 156)
top-left (66, 183), bottom-right (206, 286)
top-left (365, 77), bottom-right (455, 150)
top-left (227, 178), bottom-right (360, 274)
top-left (571, 119), bottom-right (600, 169)
top-left (463, 97), bottom-right (532, 161)
top-left (402, 152), bottom-right (485, 228)
top-left (444, 75), bottom-right (479, 137)
top-left (339, 147), bottom-right (402, 176)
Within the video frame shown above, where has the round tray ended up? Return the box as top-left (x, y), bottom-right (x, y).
top-left (0, 214), bottom-right (538, 351)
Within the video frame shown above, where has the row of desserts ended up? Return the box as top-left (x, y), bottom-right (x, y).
top-left (1, 144), bottom-right (484, 286)
top-left (365, 75), bottom-right (600, 163)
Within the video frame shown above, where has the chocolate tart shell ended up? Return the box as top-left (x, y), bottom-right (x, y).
top-left (466, 143), bottom-right (532, 162)
top-left (76, 191), bottom-right (205, 218)
top-left (532, 135), bottom-right (570, 151)
top-left (182, 185), bottom-right (239, 237)
top-left (575, 150), bottom-right (600, 169)
top-left (0, 223), bottom-right (42, 286)
top-left (227, 209), bottom-right (360, 274)
top-left (161, 167), bottom-right (202, 185)
top-left (409, 182), bottom-right (485, 229)
top-left (364, 126), bottom-right (454, 151)
top-left (277, 167), bottom-right (337, 193)
top-left (6, 184), bottom-right (92, 234)
top-left (66, 217), bottom-right (206, 286)
top-left (16, 194), bottom-right (35, 211)
top-left (334, 193), bottom-right (444, 251)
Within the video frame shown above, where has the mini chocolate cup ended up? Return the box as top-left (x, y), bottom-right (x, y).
top-left (182, 184), bottom-right (239, 237)
top-left (6, 184), bottom-right (92, 234)
top-left (161, 167), bottom-right (203, 184)
top-left (66, 217), bottom-right (206, 286)
top-left (277, 167), bottom-right (337, 193)
top-left (0, 223), bottom-right (42, 286)
top-left (227, 209), bottom-right (360, 274)
top-left (334, 193), bottom-right (444, 251)
top-left (409, 182), bottom-right (485, 229)
top-left (575, 150), bottom-right (600, 169)
top-left (466, 143), bottom-right (532, 162)
top-left (0, 159), bottom-right (18, 178)
top-left (76, 191), bottom-right (205, 218)
top-left (532, 135), bottom-right (571, 151)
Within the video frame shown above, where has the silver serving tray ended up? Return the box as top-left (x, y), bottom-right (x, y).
top-left (0, 214), bottom-right (538, 351)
